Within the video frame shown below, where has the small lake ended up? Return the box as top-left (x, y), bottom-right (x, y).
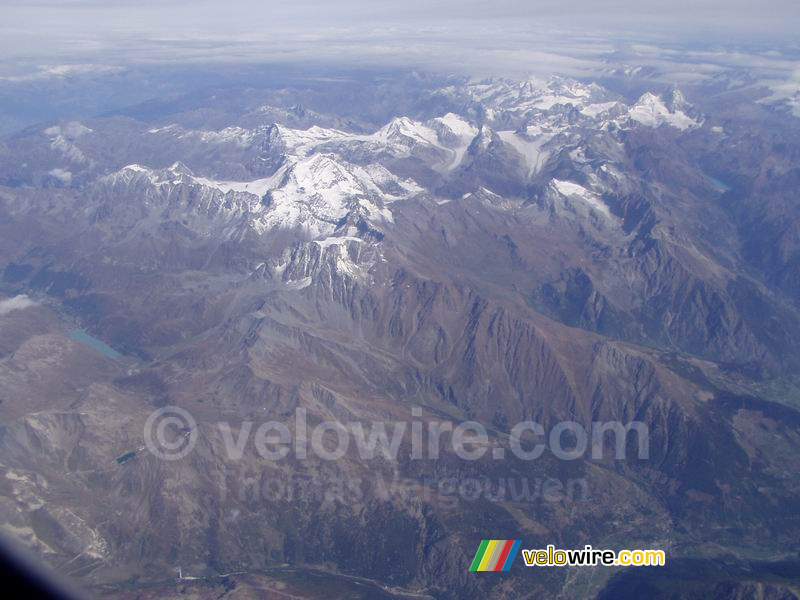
top-left (69, 329), bottom-right (123, 360)
top-left (707, 175), bottom-right (731, 193)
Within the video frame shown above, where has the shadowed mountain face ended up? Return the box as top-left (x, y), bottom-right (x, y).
top-left (0, 73), bottom-right (799, 599)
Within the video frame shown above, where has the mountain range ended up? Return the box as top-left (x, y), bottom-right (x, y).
top-left (0, 73), bottom-right (799, 598)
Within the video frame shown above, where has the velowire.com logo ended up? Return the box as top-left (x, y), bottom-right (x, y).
top-left (469, 540), bottom-right (521, 572)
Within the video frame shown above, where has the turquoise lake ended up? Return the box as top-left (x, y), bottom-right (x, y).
top-left (69, 329), bottom-right (123, 360)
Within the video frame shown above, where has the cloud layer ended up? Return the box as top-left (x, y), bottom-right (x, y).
top-left (1, 0), bottom-right (798, 69)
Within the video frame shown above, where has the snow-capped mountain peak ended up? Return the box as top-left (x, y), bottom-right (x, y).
top-left (431, 113), bottom-right (479, 140)
top-left (376, 117), bottom-right (440, 147)
top-left (104, 151), bottom-right (421, 240)
top-left (267, 123), bottom-right (348, 156)
top-left (627, 91), bottom-right (700, 130)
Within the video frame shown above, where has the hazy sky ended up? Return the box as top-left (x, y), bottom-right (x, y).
top-left (0, 0), bottom-right (798, 79)
top-left (2, 0), bottom-right (799, 53)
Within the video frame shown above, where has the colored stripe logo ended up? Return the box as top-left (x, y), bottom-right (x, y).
top-left (469, 540), bottom-right (521, 571)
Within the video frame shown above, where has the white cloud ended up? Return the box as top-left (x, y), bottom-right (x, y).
top-left (48, 168), bottom-right (73, 184)
top-left (0, 64), bottom-right (123, 82)
top-left (0, 295), bottom-right (37, 316)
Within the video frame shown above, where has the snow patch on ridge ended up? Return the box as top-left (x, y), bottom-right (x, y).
top-left (551, 179), bottom-right (612, 219)
top-left (497, 130), bottom-right (551, 177)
